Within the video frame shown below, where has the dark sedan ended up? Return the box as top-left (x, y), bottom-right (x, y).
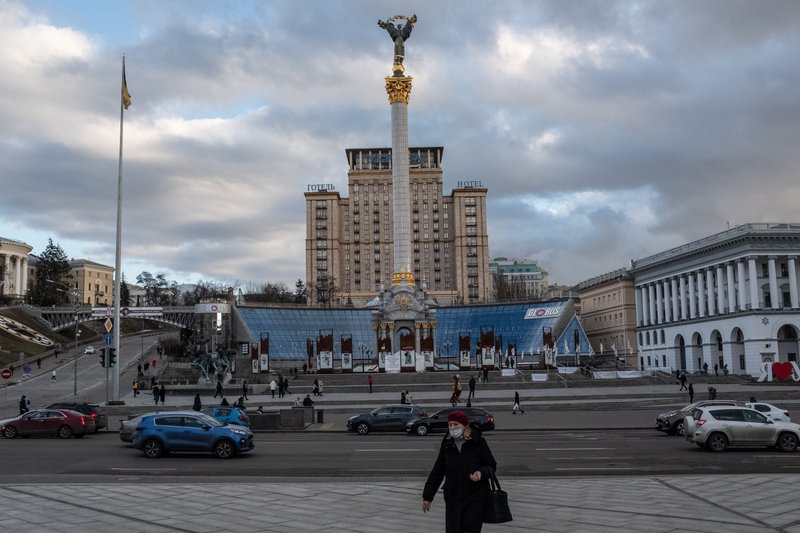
top-left (405, 407), bottom-right (495, 436)
top-left (347, 405), bottom-right (428, 435)
top-left (47, 402), bottom-right (106, 431)
top-left (1, 409), bottom-right (95, 438)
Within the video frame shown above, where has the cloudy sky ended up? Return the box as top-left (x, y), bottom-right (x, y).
top-left (2, 1), bottom-right (799, 290)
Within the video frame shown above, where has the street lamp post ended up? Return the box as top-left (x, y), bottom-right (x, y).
top-left (47, 280), bottom-right (80, 395)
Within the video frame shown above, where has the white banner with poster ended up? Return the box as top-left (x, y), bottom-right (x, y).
top-left (617, 370), bottom-right (643, 379)
top-left (557, 367), bottom-right (579, 374)
top-left (251, 359), bottom-right (259, 374)
top-left (319, 351), bottom-right (333, 370)
top-left (481, 348), bottom-right (495, 367)
top-left (593, 371), bottom-right (617, 379)
top-left (501, 368), bottom-right (515, 377)
top-left (423, 351), bottom-right (433, 369)
top-left (259, 352), bottom-right (269, 372)
top-left (341, 353), bottom-right (352, 370)
top-left (531, 373), bottom-right (548, 382)
top-left (385, 353), bottom-right (401, 373)
top-left (460, 351), bottom-right (471, 368)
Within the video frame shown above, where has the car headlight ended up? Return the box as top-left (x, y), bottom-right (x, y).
top-left (230, 428), bottom-right (248, 436)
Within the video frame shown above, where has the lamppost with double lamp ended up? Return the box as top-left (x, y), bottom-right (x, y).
top-left (47, 279), bottom-right (80, 395)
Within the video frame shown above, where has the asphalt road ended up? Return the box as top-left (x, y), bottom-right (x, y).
top-left (2, 427), bottom-right (799, 484)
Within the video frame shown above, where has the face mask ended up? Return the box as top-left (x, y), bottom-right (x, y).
top-left (449, 428), bottom-right (464, 439)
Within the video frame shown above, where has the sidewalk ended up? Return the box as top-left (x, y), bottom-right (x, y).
top-left (1, 474), bottom-right (799, 532)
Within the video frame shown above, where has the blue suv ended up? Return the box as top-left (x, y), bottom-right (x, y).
top-left (132, 411), bottom-right (254, 459)
top-left (202, 407), bottom-right (250, 428)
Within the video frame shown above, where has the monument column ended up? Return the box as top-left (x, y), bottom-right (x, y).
top-left (386, 75), bottom-right (414, 280)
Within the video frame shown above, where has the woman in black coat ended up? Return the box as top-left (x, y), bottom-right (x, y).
top-left (422, 411), bottom-right (497, 533)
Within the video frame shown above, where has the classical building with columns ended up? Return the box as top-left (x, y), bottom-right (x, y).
top-left (0, 236), bottom-right (32, 301)
top-left (630, 223), bottom-right (800, 376)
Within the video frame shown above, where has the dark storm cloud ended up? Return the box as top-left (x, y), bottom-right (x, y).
top-left (1, 0), bottom-right (799, 287)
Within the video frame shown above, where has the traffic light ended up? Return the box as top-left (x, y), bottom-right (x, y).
top-left (99, 348), bottom-right (106, 367)
top-left (109, 348), bottom-right (117, 368)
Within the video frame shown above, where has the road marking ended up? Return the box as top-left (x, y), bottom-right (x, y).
top-left (555, 467), bottom-right (633, 471)
top-left (111, 468), bottom-right (177, 471)
top-left (547, 456), bottom-right (633, 460)
top-left (536, 447), bottom-right (613, 451)
top-left (356, 448), bottom-right (433, 452)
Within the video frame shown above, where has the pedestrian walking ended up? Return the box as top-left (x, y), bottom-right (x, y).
top-left (278, 377), bottom-right (285, 398)
top-left (401, 390), bottom-right (407, 405)
top-left (132, 378), bottom-right (139, 397)
top-left (159, 384), bottom-right (166, 405)
top-left (270, 379), bottom-right (277, 398)
top-left (512, 391), bottom-right (525, 414)
top-left (242, 379), bottom-right (249, 400)
top-left (50, 370), bottom-right (56, 382)
top-left (19, 395), bottom-right (29, 414)
top-left (422, 410), bottom-right (498, 531)
top-left (214, 379), bottom-right (223, 398)
top-left (152, 357), bottom-right (158, 368)
top-left (708, 386), bottom-right (717, 400)
top-left (313, 378), bottom-right (320, 396)
top-left (468, 375), bottom-right (476, 399)
top-left (368, 374), bottom-right (374, 393)
top-left (317, 379), bottom-right (323, 396)
top-left (714, 364), bottom-right (719, 376)
top-left (192, 393), bottom-right (202, 411)
top-left (153, 385), bottom-right (160, 405)
top-left (688, 383), bottom-right (694, 403)
top-left (36, 358), bottom-right (41, 369)
top-left (679, 372), bottom-right (687, 391)
top-left (405, 390), bottom-right (413, 404)
top-left (482, 367), bottom-right (489, 383)
top-left (452, 374), bottom-right (462, 403)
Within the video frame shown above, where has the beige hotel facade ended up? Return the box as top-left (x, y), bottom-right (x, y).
top-left (304, 147), bottom-right (491, 307)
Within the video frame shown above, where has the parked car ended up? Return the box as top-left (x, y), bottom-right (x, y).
top-left (406, 407), bottom-right (495, 436)
top-left (684, 405), bottom-right (800, 452)
top-left (745, 402), bottom-right (790, 422)
top-left (1, 409), bottom-right (95, 439)
top-left (347, 405), bottom-right (428, 435)
top-left (84, 346), bottom-right (96, 354)
top-left (655, 400), bottom-right (741, 436)
top-left (47, 402), bottom-right (106, 431)
top-left (131, 411), bottom-right (254, 458)
top-left (202, 407), bottom-right (250, 428)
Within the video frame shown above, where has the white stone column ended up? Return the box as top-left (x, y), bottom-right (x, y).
top-left (20, 257), bottom-right (28, 298)
top-left (737, 260), bottom-right (747, 310)
top-left (748, 256), bottom-right (760, 310)
top-left (706, 268), bottom-right (716, 316)
top-left (688, 273), bottom-right (697, 318)
top-left (716, 265), bottom-right (725, 315)
top-left (655, 281), bottom-right (664, 325)
top-left (635, 286), bottom-right (644, 326)
top-left (385, 76), bottom-right (413, 277)
top-left (768, 256), bottom-right (779, 309)
top-left (789, 256), bottom-right (799, 308)
top-left (671, 277), bottom-right (679, 322)
top-left (679, 275), bottom-right (688, 320)
top-left (648, 284), bottom-right (656, 326)
top-left (697, 270), bottom-right (706, 318)
top-left (663, 280), bottom-right (672, 323)
top-left (2, 254), bottom-right (9, 295)
top-left (726, 263), bottom-right (736, 313)
top-left (14, 256), bottom-right (22, 296)
top-left (640, 285), bottom-right (650, 326)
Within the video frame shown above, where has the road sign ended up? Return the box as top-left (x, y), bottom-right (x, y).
top-left (1, 369), bottom-right (11, 380)
top-left (104, 318), bottom-right (113, 332)
top-left (105, 334), bottom-right (112, 346)
top-left (22, 364), bottom-right (31, 375)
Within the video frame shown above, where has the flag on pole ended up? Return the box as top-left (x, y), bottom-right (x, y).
top-left (122, 59), bottom-right (132, 109)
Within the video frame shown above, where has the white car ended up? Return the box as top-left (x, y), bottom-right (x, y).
top-left (83, 346), bottom-right (96, 354)
top-left (745, 402), bottom-right (790, 422)
top-left (684, 405), bottom-right (800, 452)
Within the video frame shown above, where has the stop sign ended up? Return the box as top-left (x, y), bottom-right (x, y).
top-left (1, 368), bottom-right (11, 380)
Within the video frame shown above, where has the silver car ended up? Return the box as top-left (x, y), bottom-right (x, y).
top-left (744, 402), bottom-right (790, 422)
top-left (684, 405), bottom-right (800, 453)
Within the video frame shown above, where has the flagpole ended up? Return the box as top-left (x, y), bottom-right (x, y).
top-left (112, 56), bottom-right (127, 403)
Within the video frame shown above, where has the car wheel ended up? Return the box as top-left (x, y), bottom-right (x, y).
top-left (673, 420), bottom-right (685, 436)
top-left (416, 425), bottom-right (429, 436)
top-left (58, 425), bottom-right (73, 439)
top-left (777, 432), bottom-right (799, 453)
top-left (707, 432), bottom-right (728, 452)
top-left (356, 422), bottom-right (370, 435)
top-left (142, 439), bottom-right (163, 458)
top-left (4, 426), bottom-right (17, 439)
top-left (214, 440), bottom-right (235, 459)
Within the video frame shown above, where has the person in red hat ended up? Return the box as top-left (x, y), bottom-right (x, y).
top-left (422, 410), bottom-right (497, 532)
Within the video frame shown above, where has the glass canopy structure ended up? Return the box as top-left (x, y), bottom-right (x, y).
top-left (237, 300), bottom-right (591, 365)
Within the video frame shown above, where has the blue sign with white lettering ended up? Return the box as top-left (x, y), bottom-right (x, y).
top-left (105, 334), bottom-right (112, 346)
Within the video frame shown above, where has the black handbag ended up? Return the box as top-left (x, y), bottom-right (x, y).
top-left (484, 469), bottom-right (513, 523)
